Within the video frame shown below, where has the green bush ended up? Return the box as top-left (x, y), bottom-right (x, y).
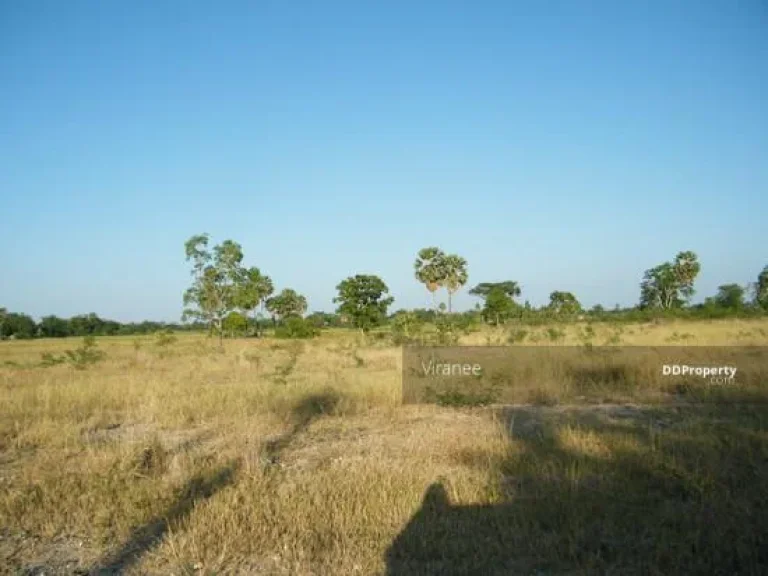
top-left (545, 327), bottom-right (565, 342)
top-left (155, 329), bottom-right (177, 347)
top-left (64, 336), bottom-right (106, 369)
top-left (274, 317), bottom-right (319, 339)
top-left (507, 328), bottom-right (528, 344)
top-left (424, 386), bottom-right (498, 407)
top-left (40, 352), bottom-right (65, 367)
top-left (434, 318), bottom-right (461, 345)
top-left (390, 311), bottom-right (423, 345)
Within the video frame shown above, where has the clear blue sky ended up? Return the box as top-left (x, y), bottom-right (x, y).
top-left (1, 1), bottom-right (766, 321)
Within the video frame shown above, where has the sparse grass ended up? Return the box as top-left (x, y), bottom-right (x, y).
top-left (0, 318), bottom-right (766, 574)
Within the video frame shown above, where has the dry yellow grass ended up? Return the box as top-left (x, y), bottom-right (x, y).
top-left (1, 318), bottom-right (767, 574)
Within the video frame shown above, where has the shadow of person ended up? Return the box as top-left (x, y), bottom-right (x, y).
top-left (385, 482), bottom-right (528, 576)
top-left (386, 400), bottom-right (768, 576)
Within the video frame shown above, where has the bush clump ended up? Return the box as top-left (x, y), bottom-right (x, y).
top-left (39, 336), bottom-right (106, 369)
top-left (65, 336), bottom-right (106, 369)
top-left (274, 317), bottom-right (319, 339)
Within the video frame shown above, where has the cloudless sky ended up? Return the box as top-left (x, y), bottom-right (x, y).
top-left (1, 0), bottom-right (766, 321)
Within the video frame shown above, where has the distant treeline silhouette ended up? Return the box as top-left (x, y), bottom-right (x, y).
top-left (0, 311), bottom-right (205, 340)
top-left (0, 300), bottom-right (765, 341)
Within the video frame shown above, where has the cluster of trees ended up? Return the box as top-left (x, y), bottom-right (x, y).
top-left (0, 309), bottom-right (199, 340)
top-left (183, 234), bottom-right (397, 340)
top-left (183, 234), bottom-right (301, 342)
top-left (639, 251), bottom-right (768, 313)
top-left (462, 251), bottom-right (768, 326)
top-left (464, 283), bottom-right (585, 326)
top-left (4, 243), bottom-right (766, 341)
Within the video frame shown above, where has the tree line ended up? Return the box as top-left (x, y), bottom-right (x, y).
top-left (415, 248), bottom-right (768, 326)
top-left (181, 235), bottom-right (768, 339)
top-left (1, 239), bottom-right (766, 341)
top-left (0, 311), bottom-right (201, 341)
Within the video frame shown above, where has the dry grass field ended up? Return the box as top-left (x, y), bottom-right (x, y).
top-left (1, 318), bottom-right (767, 575)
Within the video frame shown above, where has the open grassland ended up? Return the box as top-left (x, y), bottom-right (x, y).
top-left (1, 318), bottom-right (767, 575)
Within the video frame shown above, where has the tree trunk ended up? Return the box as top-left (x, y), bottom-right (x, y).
top-left (448, 290), bottom-right (453, 314)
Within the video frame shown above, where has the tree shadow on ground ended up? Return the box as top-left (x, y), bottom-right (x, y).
top-left (386, 400), bottom-right (768, 576)
top-left (262, 389), bottom-right (342, 464)
top-left (90, 460), bottom-right (240, 575)
top-left (89, 392), bottom-right (341, 574)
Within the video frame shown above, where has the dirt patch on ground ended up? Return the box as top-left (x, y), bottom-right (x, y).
top-left (493, 402), bottom-right (681, 441)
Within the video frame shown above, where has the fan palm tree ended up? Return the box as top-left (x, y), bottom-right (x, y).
top-left (442, 254), bottom-right (468, 313)
top-left (414, 247), bottom-right (446, 311)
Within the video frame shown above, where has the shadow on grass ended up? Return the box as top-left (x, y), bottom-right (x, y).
top-left (386, 400), bottom-right (768, 575)
top-left (90, 460), bottom-right (240, 575)
top-left (262, 390), bottom-right (342, 464)
top-left (91, 390), bottom-right (341, 574)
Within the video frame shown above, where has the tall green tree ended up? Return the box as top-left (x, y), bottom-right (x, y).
top-left (756, 265), bottom-right (768, 310)
top-left (482, 287), bottom-right (518, 325)
top-left (469, 281), bottom-right (521, 300)
top-left (442, 254), bottom-right (468, 313)
top-left (714, 284), bottom-right (746, 310)
top-left (0, 312), bottom-right (36, 339)
top-left (39, 315), bottom-right (71, 338)
top-left (67, 313), bottom-right (104, 336)
top-left (414, 247), bottom-right (447, 311)
top-left (265, 288), bottom-right (308, 321)
top-left (334, 274), bottom-right (394, 333)
top-left (548, 291), bottom-right (582, 315)
top-left (236, 266), bottom-right (274, 336)
top-left (640, 251), bottom-right (701, 309)
top-left (469, 281), bottom-right (521, 325)
top-left (182, 234), bottom-right (244, 344)
top-left (222, 311), bottom-right (248, 337)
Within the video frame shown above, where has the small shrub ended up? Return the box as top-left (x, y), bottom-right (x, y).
top-left (40, 352), bottom-right (66, 367)
top-left (604, 325), bottom-right (624, 345)
top-left (126, 437), bottom-right (169, 478)
top-left (64, 336), bottom-right (106, 370)
top-left (507, 328), bottom-right (528, 344)
top-left (274, 317), bottom-right (319, 339)
top-left (155, 329), bottom-right (177, 347)
top-left (580, 324), bottom-right (595, 343)
top-left (434, 317), bottom-right (460, 345)
top-left (424, 386), bottom-right (498, 407)
top-left (545, 327), bottom-right (565, 342)
top-left (154, 329), bottom-right (177, 358)
top-left (605, 333), bottom-right (623, 345)
top-left (390, 312), bottom-right (423, 345)
top-left (666, 331), bottom-right (694, 343)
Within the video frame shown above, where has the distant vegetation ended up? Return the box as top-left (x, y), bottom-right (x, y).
top-left (0, 310), bottom-right (202, 340)
top-left (1, 242), bottom-right (766, 341)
